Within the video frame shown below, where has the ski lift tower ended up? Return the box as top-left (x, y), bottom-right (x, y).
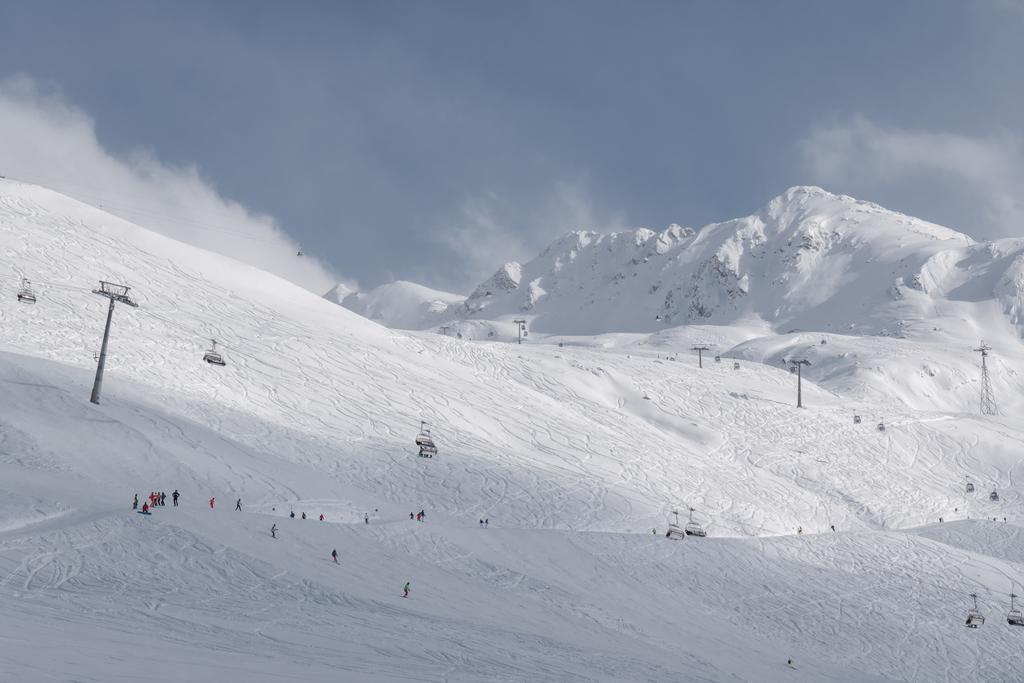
top-left (89, 281), bottom-right (138, 405)
top-left (513, 319), bottom-right (527, 344)
top-left (788, 358), bottom-right (811, 408)
top-left (974, 341), bottom-right (998, 416)
top-left (691, 345), bottom-right (710, 369)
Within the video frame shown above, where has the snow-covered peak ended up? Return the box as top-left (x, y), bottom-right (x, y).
top-left (334, 187), bottom-right (1017, 339)
top-left (333, 280), bottom-right (463, 330)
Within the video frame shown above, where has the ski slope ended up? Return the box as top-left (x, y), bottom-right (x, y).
top-left (2, 178), bottom-right (1024, 681)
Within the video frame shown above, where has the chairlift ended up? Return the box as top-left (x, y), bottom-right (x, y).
top-left (965, 479), bottom-right (975, 494)
top-left (853, 413), bottom-right (862, 424)
top-left (990, 489), bottom-right (1000, 502)
top-left (714, 355), bottom-right (721, 363)
top-left (877, 421), bottom-right (886, 432)
top-left (1008, 593), bottom-right (1024, 627)
top-left (16, 278), bottom-right (36, 304)
top-left (684, 507), bottom-right (707, 537)
top-left (202, 339), bottom-right (226, 366)
top-left (965, 593), bottom-right (985, 628)
top-left (665, 510), bottom-right (686, 540)
top-left (415, 421), bottom-right (437, 458)
top-left (732, 362), bottom-right (740, 370)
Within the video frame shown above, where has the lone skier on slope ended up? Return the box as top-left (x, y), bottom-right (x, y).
top-left (403, 582), bottom-right (410, 598)
top-left (172, 490), bottom-right (179, 506)
top-left (271, 524), bottom-right (277, 538)
top-left (209, 497), bottom-right (215, 509)
top-left (331, 549), bottom-right (338, 563)
top-left (133, 494), bottom-right (138, 510)
top-left (235, 498), bottom-right (242, 511)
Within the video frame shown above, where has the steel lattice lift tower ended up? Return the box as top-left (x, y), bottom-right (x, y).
top-left (974, 341), bottom-right (998, 416)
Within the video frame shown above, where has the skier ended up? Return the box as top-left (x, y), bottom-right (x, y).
top-left (271, 524), bottom-right (277, 538)
top-left (409, 512), bottom-right (414, 520)
top-left (235, 498), bottom-right (242, 511)
top-left (402, 581), bottom-right (410, 598)
top-left (484, 518), bottom-right (488, 527)
top-left (419, 509), bottom-right (425, 521)
top-left (290, 510), bottom-right (295, 519)
top-left (301, 512), bottom-right (306, 520)
top-left (331, 549), bottom-right (338, 563)
top-left (172, 490), bottom-right (179, 506)
top-left (830, 525), bottom-right (835, 533)
top-left (319, 514), bottom-right (324, 521)
top-left (479, 519), bottom-right (483, 527)
top-left (209, 497), bottom-right (215, 509)
top-left (132, 494), bottom-right (138, 510)
top-left (797, 526), bottom-right (803, 535)
top-left (364, 513), bottom-right (369, 525)
top-left (652, 528), bottom-right (657, 535)
top-left (160, 492), bottom-right (166, 506)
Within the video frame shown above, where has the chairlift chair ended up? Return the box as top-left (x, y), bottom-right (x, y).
top-left (415, 421), bottom-right (437, 458)
top-left (990, 489), bottom-right (1000, 502)
top-left (202, 339), bottom-right (226, 366)
top-left (853, 414), bottom-right (862, 424)
top-left (684, 507), bottom-right (707, 537)
top-left (666, 510), bottom-right (686, 540)
top-left (714, 355), bottom-right (721, 363)
top-left (1008, 594), bottom-right (1024, 627)
top-left (877, 422), bottom-right (886, 432)
top-left (16, 278), bottom-right (36, 304)
top-left (732, 362), bottom-right (740, 370)
top-left (966, 593), bottom-right (985, 628)
top-left (965, 480), bottom-right (975, 494)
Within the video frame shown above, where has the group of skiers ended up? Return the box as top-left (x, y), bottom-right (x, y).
top-left (134, 492), bottom-right (415, 599)
top-left (132, 490), bottom-right (179, 514)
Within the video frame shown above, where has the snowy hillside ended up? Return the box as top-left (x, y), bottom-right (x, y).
top-left (3, 177), bottom-right (1024, 681)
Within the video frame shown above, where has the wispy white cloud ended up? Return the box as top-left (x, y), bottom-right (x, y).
top-left (0, 76), bottom-right (346, 292)
top-left (436, 180), bottom-right (626, 292)
top-left (800, 115), bottom-right (1024, 238)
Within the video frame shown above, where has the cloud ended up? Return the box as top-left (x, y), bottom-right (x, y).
top-left (0, 76), bottom-right (346, 293)
top-left (800, 115), bottom-right (1024, 239)
top-left (436, 180), bottom-right (626, 292)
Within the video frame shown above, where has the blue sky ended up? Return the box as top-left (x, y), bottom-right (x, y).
top-left (0, 0), bottom-right (1021, 292)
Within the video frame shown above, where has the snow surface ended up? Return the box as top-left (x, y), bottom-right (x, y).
top-left (2, 177), bottom-right (1024, 681)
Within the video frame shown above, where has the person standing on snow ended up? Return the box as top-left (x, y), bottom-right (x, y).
top-left (133, 494), bottom-right (138, 510)
top-left (172, 490), bottom-right (179, 507)
top-left (364, 513), bottom-right (369, 525)
top-left (331, 549), bottom-right (338, 563)
top-left (290, 510), bottom-right (295, 518)
top-left (271, 524), bottom-right (277, 538)
top-left (160, 492), bottom-right (166, 506)
top-left (235, 499), bottom-right (242, 511)
top-left (403, 582), bottom-right (410, 598)
top-left (209, 497), bottom-right (215, 509)
top-left (319, 514), bottom-right (324, 521)
top-left (301, 512), bottom-right (306, 520)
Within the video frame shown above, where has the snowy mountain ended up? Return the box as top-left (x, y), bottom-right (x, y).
top-left (3, 177), bottom-right (1024, 682)
top-left (333, 280), bottom-right (462, 330)
top-left (339, 187), bottom-right (1024, 344)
